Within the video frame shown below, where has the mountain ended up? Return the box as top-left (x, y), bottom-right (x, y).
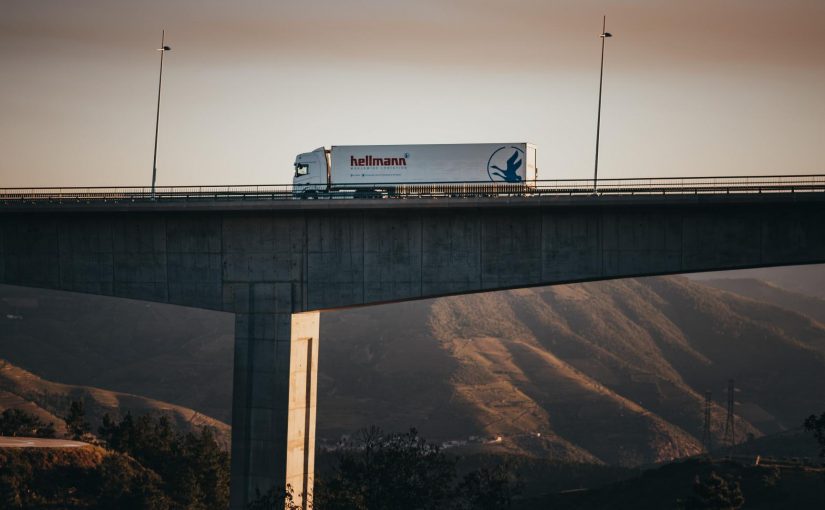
top-left (2, 270), bottom-right (825, 467)
top-left (728, 427), bottom-right (821, 460)
top-left (0, 287), bottom-right (234, 423)
top-left (688, 263), bottom-right (825, 299)
top-left (696, 278), bottom-right (825, 325)
top-left (319, 276), bottom-right (825, 465)
top-left (0, 359), bottom-right (230, 446)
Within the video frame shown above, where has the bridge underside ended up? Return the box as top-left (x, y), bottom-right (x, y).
top-left (2, 193), bottom-right (824, 508)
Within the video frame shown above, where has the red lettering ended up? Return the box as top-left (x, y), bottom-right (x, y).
top-left (350, 155), bottom-right (407, 166)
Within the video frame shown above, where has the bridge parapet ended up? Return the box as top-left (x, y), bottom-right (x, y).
top-left (1, 174), bottom-right (823, 204)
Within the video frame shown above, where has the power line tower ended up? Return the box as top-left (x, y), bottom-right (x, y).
top-left (702, 391), bottom-right (713, 456)
top-left (723, 379), bottom-right (735, 455)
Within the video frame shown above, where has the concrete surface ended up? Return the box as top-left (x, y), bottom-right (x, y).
top-left (2, 192), bottom-right (825, 509)
top-left (0, 437), bottom-right (90, 448)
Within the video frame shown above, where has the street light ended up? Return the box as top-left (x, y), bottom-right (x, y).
top-left (151, 30), bottom-right (171, 199)
top-left (593, 16), bottom-right (612, 193)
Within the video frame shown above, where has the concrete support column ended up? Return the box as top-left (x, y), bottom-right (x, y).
top-left (228, 284), bottom-right (319, 509)
top-left (286, 311), bottom-right (320, 509)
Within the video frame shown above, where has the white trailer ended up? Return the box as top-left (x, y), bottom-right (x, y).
top-left (292, 143), bottom-right (537, 195)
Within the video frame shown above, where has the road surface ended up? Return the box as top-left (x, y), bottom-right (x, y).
top-left (0, 436), bottom-right (90, 448)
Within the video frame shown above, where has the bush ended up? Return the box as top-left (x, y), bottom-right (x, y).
top-left (315, 427), bottom-right (520, 510)
top-left (0, 408), bottom-right (56, 438)
top-left (65, 400), bottom-right (91, 440)
top-left (685, 471), bottom-right (745, 510)
top-left (97, 453), bottom-right (171, 509)
top-left (804, 411), bottom-right (825, 458)
top-left (98, 412), bottom-right (229, 510)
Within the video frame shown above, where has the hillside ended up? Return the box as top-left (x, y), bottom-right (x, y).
top-left (319, 276), bottom-right (825, 465)
top-left (725, 427), bottom-right (822, 460)
top-left (689, 264), bottom-right (825, 300)
top-left (698, 278), bottom-right (825, 325)
top-left (0, 425), bottom-right (229, 510)
top-left (0, 359), bottom-right (230, 446)
top-left (2, 270), bottom-right (825, 467)
top-left (524, 458), bottom-right (825, 509)
top-left (0, 288), bottom-right (234, 422)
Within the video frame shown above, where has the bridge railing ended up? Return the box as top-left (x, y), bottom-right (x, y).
top-left (0, 175), bottom-right (823, 203)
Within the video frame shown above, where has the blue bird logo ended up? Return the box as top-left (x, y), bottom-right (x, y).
top-left (487, 147), bottom-right (524, 183)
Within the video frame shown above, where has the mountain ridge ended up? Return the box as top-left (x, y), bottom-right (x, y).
top-left (0, 359), bottom-right (230, 447)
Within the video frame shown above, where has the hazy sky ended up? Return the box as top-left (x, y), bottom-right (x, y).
top-left (1, 0), bottom-right (823, 187)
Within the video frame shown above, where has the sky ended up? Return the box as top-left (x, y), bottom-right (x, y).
top-left (1, 0), bottom-right (823, 188)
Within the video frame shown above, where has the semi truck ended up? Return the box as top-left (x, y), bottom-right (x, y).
top-left (292, 143), bottom-right (537, 196)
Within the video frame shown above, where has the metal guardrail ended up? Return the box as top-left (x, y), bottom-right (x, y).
top-left (0, 175), bottom-right (823, 203)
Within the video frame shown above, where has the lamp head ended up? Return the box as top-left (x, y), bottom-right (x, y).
top-left (158, 46), bottom-right (171, 51)
top-left (600, 32), bottom-right (612, 38)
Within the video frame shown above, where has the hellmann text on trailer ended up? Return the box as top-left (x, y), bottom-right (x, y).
top-left (293, 143), bottom-right (537, 196)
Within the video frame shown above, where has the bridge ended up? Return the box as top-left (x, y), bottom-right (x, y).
top-left (1, 175), bottom-right (824, 509)
top-left (3, 174), bottom-right (824, 203)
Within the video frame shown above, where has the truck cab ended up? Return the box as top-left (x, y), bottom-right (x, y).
top-left (293, 147), bottom-right (329, 194)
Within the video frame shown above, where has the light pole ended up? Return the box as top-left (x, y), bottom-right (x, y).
top-left (593, 16), bottom-right (612, 193)
top-left (151, 30), bottom-right (171, 199)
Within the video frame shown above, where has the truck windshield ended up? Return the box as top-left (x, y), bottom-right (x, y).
top-left (294, 164), bottom-right (309, 177)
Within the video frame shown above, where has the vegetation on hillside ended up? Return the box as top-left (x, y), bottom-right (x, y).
top-left (0, 359), bottom-right (231, 446)
top-left (3, 403), bottom-right (825, 509)
top-left (245, 427), bottom-right (522, 510)
top-left (0, 408), bottom-right (56, 438)
top-left (525, 457), bottom-right (824, 510)
top-left (65, 400), bottom-right (91, 440)
top-left (683, 471), bottom-right (745, 510)
top-left (97, 412), bottom-right (230, 509)
top-left (0, 406), bottom-right (228, 509)
top-left (314, 427), bottom-right (520, 509)
top-left (804, 410), bottom-right (825, 458)
top-left (4, 274), bottom-right (825, 465)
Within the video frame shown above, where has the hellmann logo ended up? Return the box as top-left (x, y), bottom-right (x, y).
top-left (350, 155), bottom-right (407, 167)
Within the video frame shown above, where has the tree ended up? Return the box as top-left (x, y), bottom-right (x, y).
top-left (98, 412), bottom-right (230, 510)
top-left (246, 486), bottom-right (302, 510)
top-left (456, 462), bottom-right (521, 510)
top-left (314, 427), bottom-right (520, 510)
top-left (685, 471), bottom-right (745, 510)
top-left (804, 411), bottom-right (825, 458)
top-left (316, 427), bottom-right (458, 510)
top-left (64, 400), bottom-right (91, 440)
top-left (97, 453), bottom-right (171, 510)
top-left (0, 409), bottom-right (56, 438)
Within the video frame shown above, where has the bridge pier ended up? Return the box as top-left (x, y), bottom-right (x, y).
top-left (228, 282), bottom-right (319, 510)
